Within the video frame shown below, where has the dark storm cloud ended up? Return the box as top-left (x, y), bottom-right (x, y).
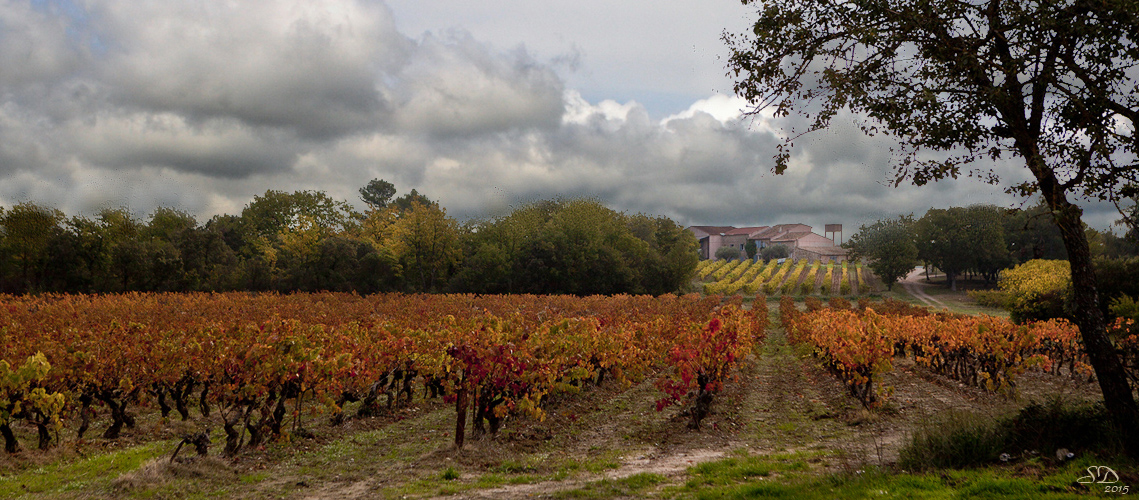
top-left (0, 0), bottom-right (1126, 232)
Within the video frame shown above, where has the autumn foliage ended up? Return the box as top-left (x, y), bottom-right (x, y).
top-left (0, 292), bottom-right (765, 453)
top-left (782, 298), bottom-right (1092, 407)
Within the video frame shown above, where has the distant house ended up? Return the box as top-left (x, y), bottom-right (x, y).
top-left (793, 245), bottom-right (849, 263)
top-left (686, 226), bottom-right (736, 260)
top-left (749, 224), bottom-right (813, 249)
top-left (686, 223), bottom-right (849, 262)
top-left (722, 227), bottom-right (769, 258)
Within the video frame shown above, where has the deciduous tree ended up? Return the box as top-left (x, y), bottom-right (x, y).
top-left (844, 215), bottom-right (918, 290)
top-left (0, 202), bottom-right (63, 292)
top-left (726, 0), bottom-right (1139, 455)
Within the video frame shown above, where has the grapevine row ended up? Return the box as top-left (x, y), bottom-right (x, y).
top-left (0, 292), bottom-right (766, 454)
top-left (781, 297), bottom-right (1091, 406)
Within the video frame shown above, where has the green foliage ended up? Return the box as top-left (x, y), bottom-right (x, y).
top-left (1094, 257), bottom-right (1139, 317)
top-left (844, 216), bottom-right (917, 292)
top-left (241, 189), bottom-right (355, 241)
top-left (0, 201), bottom-right (64, 292)
top-left (900, 399), bottom-right (1124, 471)
top-left (744, 239), bottom-right (757, 260)
top-left (967, 290), bottom-right (1012, 309)
top-left (1110, 295), bottom-right (1139, 322)
top-left (996, 257), bottom-right (1139, 323)
top-left (899, 410), bottom-right (1009, 471)
top-left (915, 206), bottom-right (1009, 290)
top-left (999, 260), bottom-right (1072, 323)
top-left (760, 244), bottom-right (789, 262)
top-left (715, 246), bottom-right (740, 261)
top-left (359, 178), bottom-right (397, 209)
top-left (451, 199), bottom-right (697, 295)
top-left (390, 202), bottom-right (461, 292)
top-left (1004, 201), bottom-right (1068, 263)
top-left (391, 189), bottom-right (436, 212)
top-left (1002, 400), bottom-right (1124, 458)
top-left (0, 193), bottom-right (694, 297)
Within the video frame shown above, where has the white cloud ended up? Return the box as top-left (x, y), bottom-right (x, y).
top-left (391, 31), bottom-right (564, 137)
top-left (662, 94), bottom-right (747, 124)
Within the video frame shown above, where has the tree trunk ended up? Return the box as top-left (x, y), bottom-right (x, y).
top-left (1050, 195), bottom-right (1139, 457)
top-left (76, 393), bottom-right (93, 439)
top-left (223, 406), bottom-right (243, 457)
top-left (454, 384), bottom-right (468, 449)
top-left (1, 423), bottom-right (17, 453)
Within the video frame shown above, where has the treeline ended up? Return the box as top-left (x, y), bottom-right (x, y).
top-left (845, 201), bottom-right (1139, 291)
top-left (0, 181), bottom-right (698, 296)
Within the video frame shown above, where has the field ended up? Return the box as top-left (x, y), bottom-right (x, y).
top-left (0, 291), bottom-right (1134, 499)
top-left (697, 258), bottom-right (877, 297)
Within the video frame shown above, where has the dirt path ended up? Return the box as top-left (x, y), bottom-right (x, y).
top-left (264, 310), bottom-right (1103, 499)
top-left (900, 267), bottom-right (948, 309)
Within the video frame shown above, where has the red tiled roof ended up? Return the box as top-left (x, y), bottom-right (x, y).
top-left (725, 226), bottom-right (769, 236)
top-left (798, 246), bottom-right (849, 256)
top-left (772, 230), bottom-right (813, 242)
top-left (686, 226), bottom-right (736, 236)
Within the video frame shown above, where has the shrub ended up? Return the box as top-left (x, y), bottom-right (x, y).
top-left (998, 260), bottom-right (1072, 324)
top-left (441, 467), bottom-right (461, 480)
top-left (1000, 399), bottom-right (1122, 457)
top-left (966, 289), bottom-right (1011, 309)
top-left (899, 399), bottom-right (1124, 471)
top-left (1009, 288), bottom-right (1070, 324)
top-left (716, 246), bottom-right (741, 261)
top-left (898, 410), bottom-right (1007, 471)
top-left (761, 244), bottom-right (790, 262)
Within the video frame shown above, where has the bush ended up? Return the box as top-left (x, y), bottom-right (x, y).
top-left (966, 289), bottom-right (1011, 309)
top-left (998, 260), bottom-right (1072, 324)
top-left (1000, 399), bottom-right (1122, 457)
top-left (1008, 288), bottom-right (1070, 324)
top-left (760, 244), bottom-right (790, 262)
top-left (899, 399), bottom-right (1124, 471)
top-left (899, 410), bottom-right (1007, 471)
top-left (716, 246), bottom-right (742, 261)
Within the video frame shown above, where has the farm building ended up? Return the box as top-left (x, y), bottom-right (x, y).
top-left (685, 224), bottom-right (848, 262)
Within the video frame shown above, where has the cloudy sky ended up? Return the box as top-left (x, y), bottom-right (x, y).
top-left (0, 0), bottom-right (1126, 234)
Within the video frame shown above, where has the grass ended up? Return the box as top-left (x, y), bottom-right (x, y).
top-left (900, 399), bottom-right (1126, 472)
top-left (667, 452), bottom-right (1113, 500)
top-left (0, 439), bottom-right (173, 498)
top-left (553, 472), bottom-right (668, 499)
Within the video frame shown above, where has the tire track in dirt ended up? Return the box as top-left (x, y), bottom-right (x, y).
top-left (293, 304), bottom-right (1106, 499)
top-left (900, 268), bottom-right (947, 309)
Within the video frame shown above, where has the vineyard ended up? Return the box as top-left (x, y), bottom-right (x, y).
top-left (2, 291), bottom-right (1136, 498)
top-left (780, 296), bottom-right (1139, 407)
top-left (0, 292), bottom-right (766, 457)
top-left (697, 258), bottom-right (874, 296)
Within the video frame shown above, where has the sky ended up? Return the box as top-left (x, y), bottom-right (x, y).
top-left (0, 0), bottom-right (1128, 235)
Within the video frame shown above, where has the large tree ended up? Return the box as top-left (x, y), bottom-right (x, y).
top-left (915, 205), bottom-right (1008, 290)
top-left (844, 215), bottom-right (918, 290)
top-left (0, 202), bottom-right (64, 292)
top-left (726, 0), bottom-right (1139, 455)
